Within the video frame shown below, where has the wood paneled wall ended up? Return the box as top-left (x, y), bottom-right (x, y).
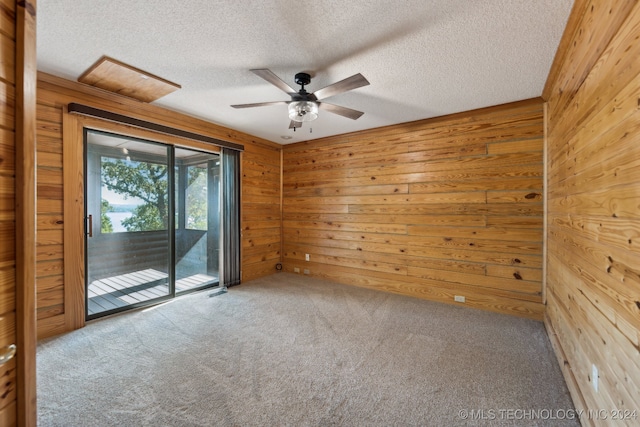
top-left (35, 73), bottom-right (281, 339)
top-left (242, 141), bottom-right (282, 282)
top-left (544, 0), bottom-right (640, 423)
top-left (282, 99), bottom-right (545, 320)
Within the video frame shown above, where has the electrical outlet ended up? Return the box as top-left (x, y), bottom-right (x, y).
top-left (305, 253), bottom-right (310, 261)
top-left (592, 364), bottom-right (598, 392)
top-left (303, 269), bottom-right (310, 275)
top-left (294, 267), bottom-right (300, 273)
top-left (454, 295), bottom-right (466, 303)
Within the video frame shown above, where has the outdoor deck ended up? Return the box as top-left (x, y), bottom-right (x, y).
top-left (88, 269), bottom-right (218, 316)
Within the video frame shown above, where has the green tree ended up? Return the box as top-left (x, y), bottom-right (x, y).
top-left (185, 165), bottom-right (208, 230)
top-left (100, 198), bottom-right (114, 233)
top-left (101, 158), bottom-right (168, 232)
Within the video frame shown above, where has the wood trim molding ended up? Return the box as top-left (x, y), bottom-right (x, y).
top-left (279, 149), bottom-right (284, 264)
top-left (542, 102), bottom-right (548, 305)
top-left (15, 0), bottom-right (38, 425)
top-left (62, 108), bottom-right (85, 331)
top-left (67, 103), bottom-right (244, 152)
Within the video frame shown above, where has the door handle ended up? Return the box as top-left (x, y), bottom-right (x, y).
top-left (87, 215), bottom-right (93, 237)
top-left (0, 344), bottom-right (16, 366)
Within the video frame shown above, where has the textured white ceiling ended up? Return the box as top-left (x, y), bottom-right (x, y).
top-left (37, 0), bottom-right (573, 144)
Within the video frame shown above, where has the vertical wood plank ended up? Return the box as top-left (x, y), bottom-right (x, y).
top-left (61, 109), bottom-right (84, 331)
top-left (0, 0), bottom-right (16, 421)
top-left (15, 0), bottom-right (37, 425)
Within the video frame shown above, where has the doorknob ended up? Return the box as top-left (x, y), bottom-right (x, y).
top-left (0, 344), bottom-right (16, 365)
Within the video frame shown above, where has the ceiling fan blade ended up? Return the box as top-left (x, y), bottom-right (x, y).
top-left (230, 101), bottom-right (288, 109)
top-left (250, 69), bottom-right (297, 95)
top-left (289, 120), bottom-right (302, 129)
top-left (318, 102), bottom-right (364, 120)
top-left (312, 73), bottom-right (370, 100)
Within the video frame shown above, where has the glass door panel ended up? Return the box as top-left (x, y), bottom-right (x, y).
top-left (174, 147), bottom-right (220, 293)
top-left (85, 130), bottom-right (172, 319)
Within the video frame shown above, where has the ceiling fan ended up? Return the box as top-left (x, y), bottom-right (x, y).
top-left (231, 69), bottom-right (370, 130)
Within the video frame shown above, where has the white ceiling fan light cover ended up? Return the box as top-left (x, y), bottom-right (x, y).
top-left (288, 101), bottom-right (319, 122)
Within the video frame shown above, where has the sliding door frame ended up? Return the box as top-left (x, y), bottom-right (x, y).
top-left (174, 147), bottom-right (222, 295)
top-left (84, 129), bottom-right (177, 320)
top-left (63, 111), bottom-right (222, 329)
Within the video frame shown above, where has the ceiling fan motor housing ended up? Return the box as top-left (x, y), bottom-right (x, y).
top-left (294, 72), bottom-right (311, 88)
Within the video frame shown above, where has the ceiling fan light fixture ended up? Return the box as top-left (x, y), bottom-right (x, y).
top-left (231, 69), bottom-right (368, 129)
top-left (288, 101), bottom-right (318, 122)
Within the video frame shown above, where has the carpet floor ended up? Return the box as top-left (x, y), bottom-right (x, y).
top-left (37, 273), bottom-right (578, 426)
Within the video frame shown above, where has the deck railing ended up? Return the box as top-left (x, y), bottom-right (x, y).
top-left (86, 229), bottom-right (218, 317)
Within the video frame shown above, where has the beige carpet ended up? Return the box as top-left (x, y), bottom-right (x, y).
top-left (37, 273), bottom-right (578, 426)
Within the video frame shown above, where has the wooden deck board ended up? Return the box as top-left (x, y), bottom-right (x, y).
top-left (95, 293), bottom-right (128, 310)
top-left (89, 280), bottom-right (129, 297)
top-left (89, 293), bottom-right (124, 311)
top-left (88, 270), bottom-right (218, 316)
top-left (176, 273), bottom-right (218, 292)
top-left (88, 299), bottom-right (107, 314)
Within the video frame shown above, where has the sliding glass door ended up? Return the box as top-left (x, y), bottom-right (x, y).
top-left (85, 130), bottom-right (221, 319)
top-left (174, 148), bottom-right (220, 293)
